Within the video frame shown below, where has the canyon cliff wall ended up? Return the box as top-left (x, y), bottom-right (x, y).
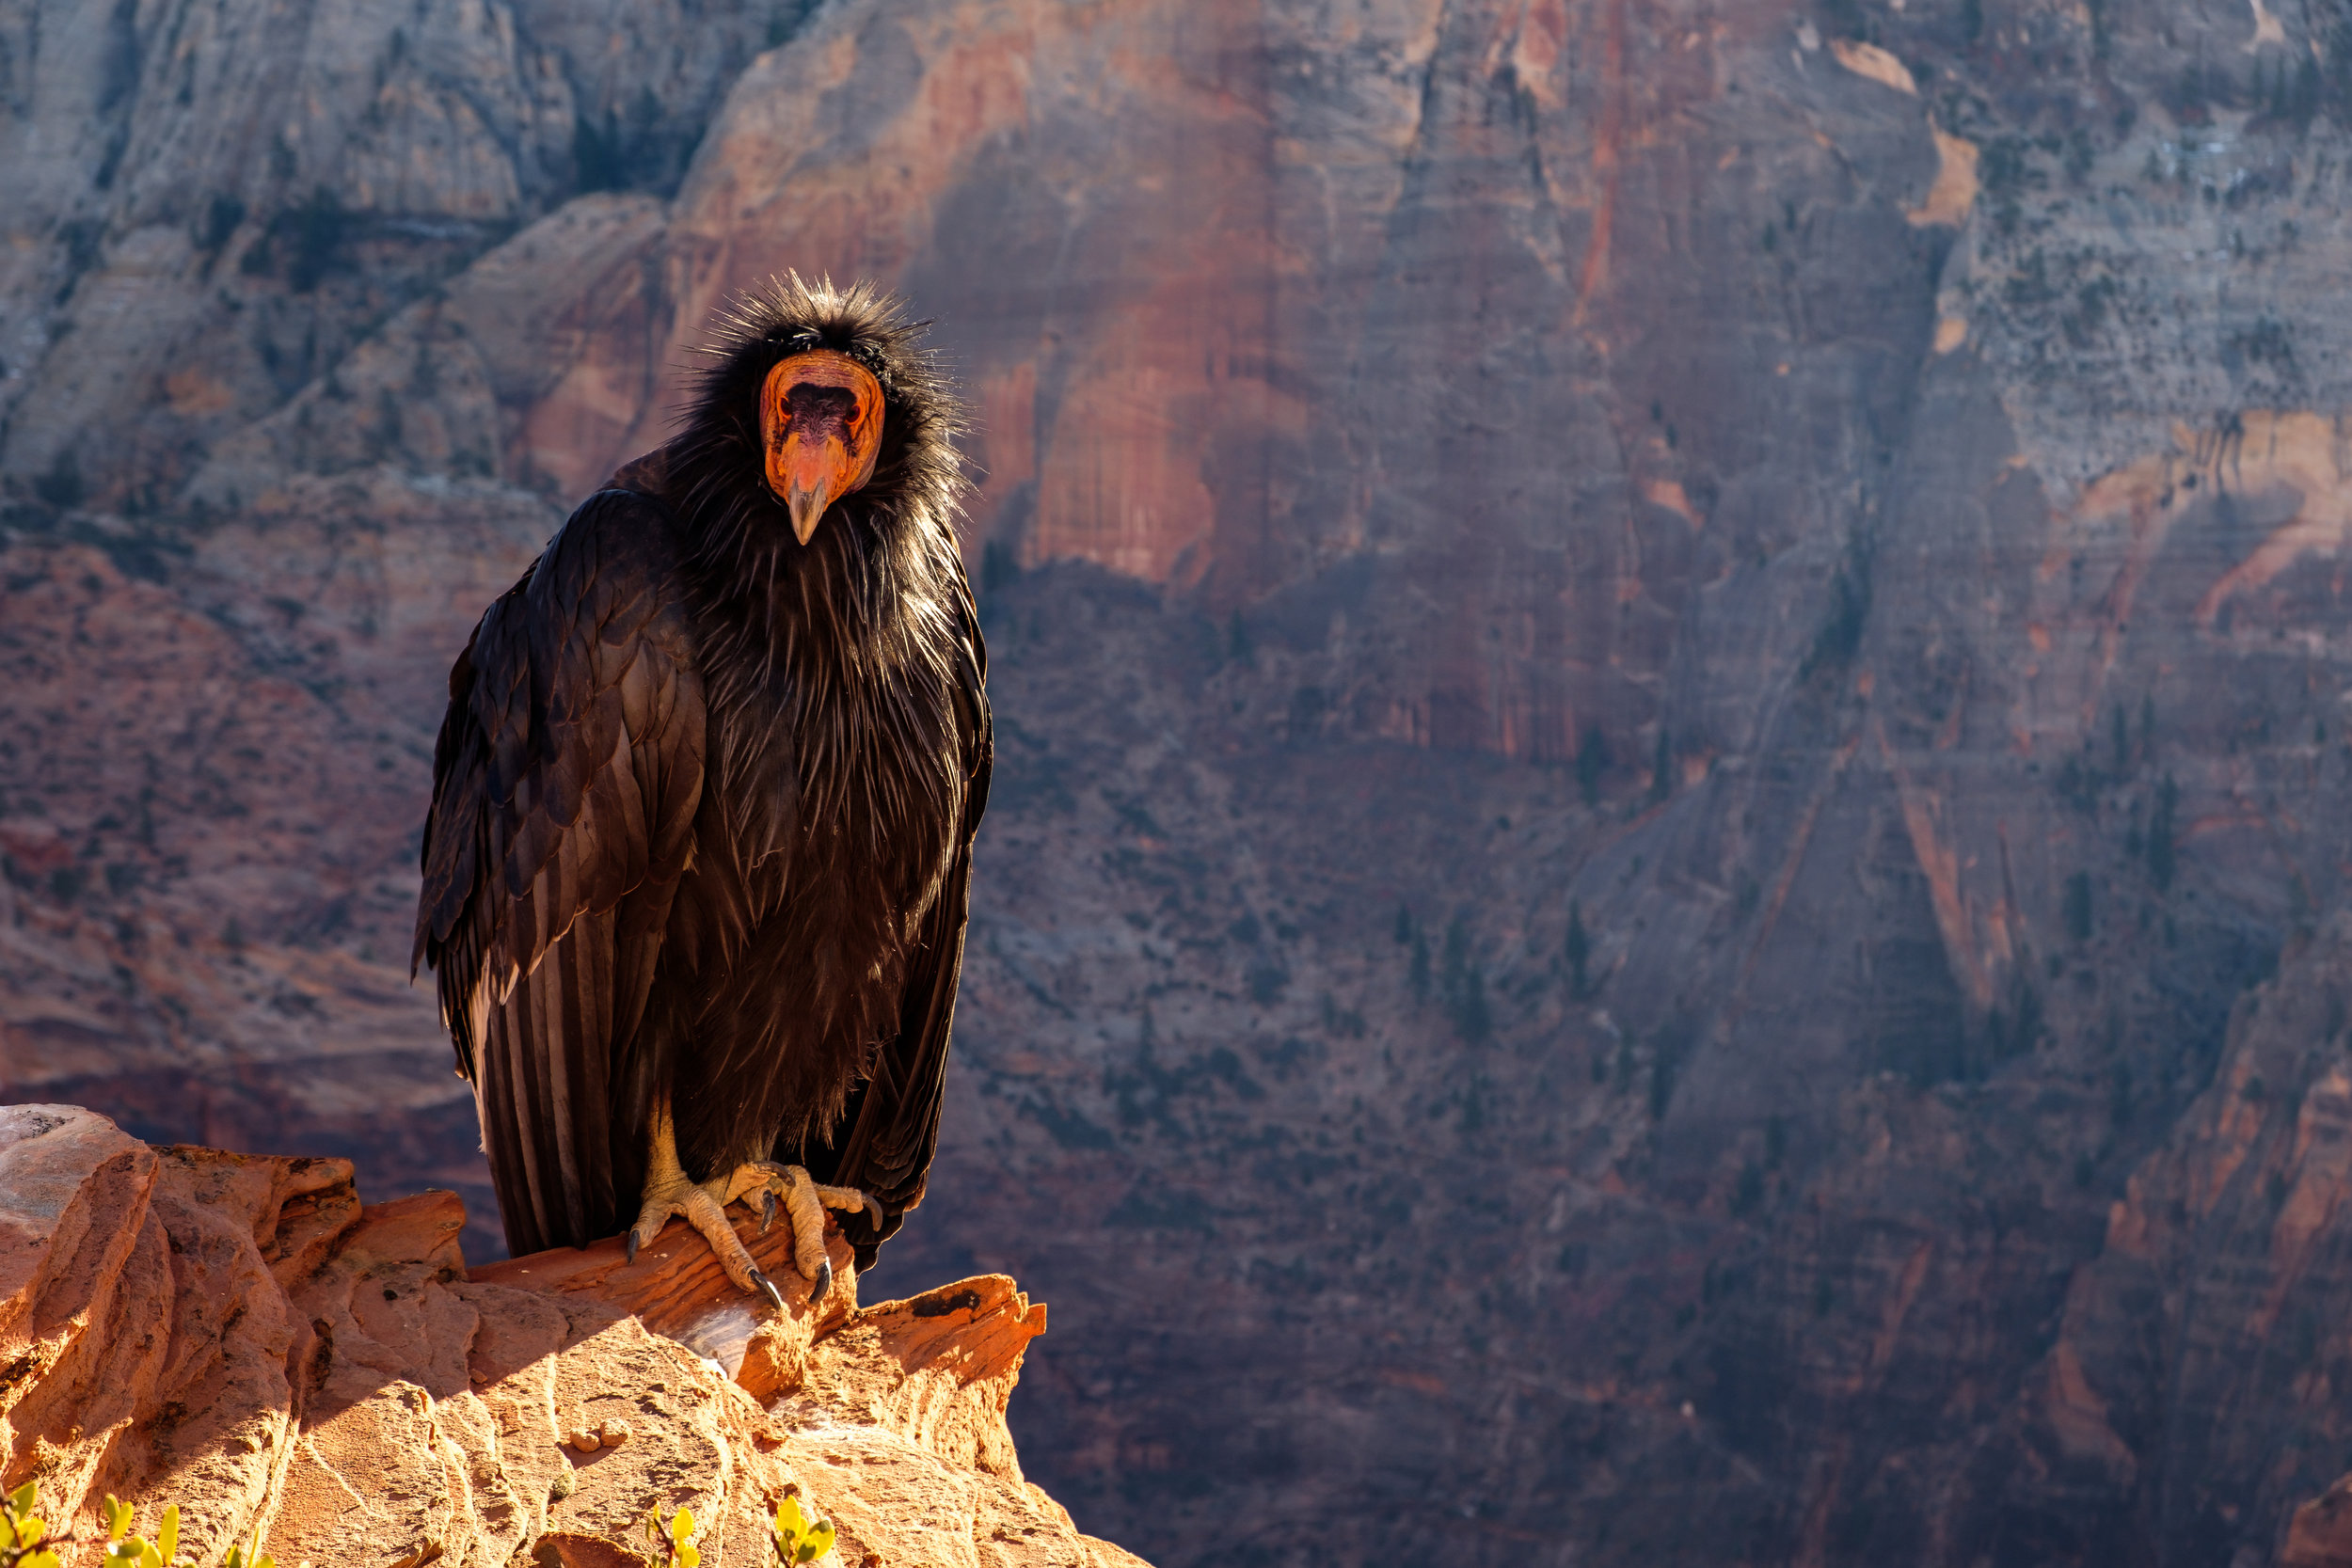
top-left (8, 0), bottom-right (2352, 1562)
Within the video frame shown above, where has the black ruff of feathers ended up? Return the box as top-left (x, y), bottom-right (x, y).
top-left (413, 274), bottom-right (991, 1268)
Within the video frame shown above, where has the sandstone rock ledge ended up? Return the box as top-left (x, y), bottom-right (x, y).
top-left (0, 1105), bottom-right (1149, 1568)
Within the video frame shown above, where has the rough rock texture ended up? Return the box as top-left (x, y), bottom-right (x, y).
top-left (0, 1103), bottom-right (1145, 1568)
top-left (12, 0), bottom-right (2352, 1563)
top-left (1994, 911), bottom-right (2352, 1568)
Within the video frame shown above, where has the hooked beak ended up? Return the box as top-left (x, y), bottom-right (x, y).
top-left (776, 428), bottom-right (844, 546)
top-left (761, 349), bottom-right (884, 545)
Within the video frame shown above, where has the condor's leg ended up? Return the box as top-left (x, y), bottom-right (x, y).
top-left (625, 1101), bottom-right (785, 1306)
top-left (736, 1160), bottom-right (883, 1305)
top-left (624, 1101), bottom-right (880, 1308)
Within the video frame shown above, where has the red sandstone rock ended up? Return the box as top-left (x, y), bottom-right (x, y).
top-left (0, 1104), bottom-right (1146, 1568)
top-left (2288, 1476), bottom-right (2352, 1568)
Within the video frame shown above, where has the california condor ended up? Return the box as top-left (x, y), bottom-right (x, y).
top-left (414, 275), bottom-right (990, 1305)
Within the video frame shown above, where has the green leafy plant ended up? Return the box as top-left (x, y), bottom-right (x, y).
top-left (221, 1531), bottom-right (276, 1568)
top-left (99, 1495), bottom-right (182, 1566)
top-left (1, 1481), bottom-right (60, 1568)
top-left (4, 1481), bottom-right (271, 1568)
top-left (642, 1505), bottom-right (701, 1568)
top-left (770, 1495), bottom-right (835, 1564)
top-left (3, 1483), bottom-right (200, 1568)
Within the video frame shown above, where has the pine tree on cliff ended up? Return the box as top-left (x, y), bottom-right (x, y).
top-left (413, 275), bottom-right (992, 1306)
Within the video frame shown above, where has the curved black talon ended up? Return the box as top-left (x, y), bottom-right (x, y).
top-left (809, 1258), bottom-right (833, 1306)
top-left (860, 1194), bottom-right (884, 1230)
top-left (760, 1189), bottom-right (779, 1235)
top-left (751, 1268), bottom-right (787, 1313)
top-left (626, 1227), bottom-right (641, 1265)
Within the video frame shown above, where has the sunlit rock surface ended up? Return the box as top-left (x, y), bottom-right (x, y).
top-left (0, 1104), bottom-right (1143, 1568)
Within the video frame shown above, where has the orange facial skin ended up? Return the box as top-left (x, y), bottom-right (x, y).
top-left (760, 350), bottom-right (885, 544)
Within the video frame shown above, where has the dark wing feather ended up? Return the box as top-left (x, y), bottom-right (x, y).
top-left (414, 489), bottom-right (705, 1256)
top-left (798, 576), bottom-right (992, 1271)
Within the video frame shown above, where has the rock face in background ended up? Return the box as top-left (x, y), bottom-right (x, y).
top-left (8, 0), bottom-right (2352, 1562)
top-left (0, 1103), bottom-right (1144, 1568)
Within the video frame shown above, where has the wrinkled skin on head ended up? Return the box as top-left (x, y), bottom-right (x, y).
top-left (760, 349), bottom-right (884, 544)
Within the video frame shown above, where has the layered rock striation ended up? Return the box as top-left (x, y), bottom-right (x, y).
top-left (0, 1103), bottom-right (1143, 1568)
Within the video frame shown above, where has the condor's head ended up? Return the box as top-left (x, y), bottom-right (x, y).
top-left (673, 273), bottom-right (961, 560)
top-left (762, 347), bottom-right (883, 544)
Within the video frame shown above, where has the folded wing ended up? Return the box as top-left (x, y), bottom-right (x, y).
top-left (414, 489), bottom-right (707, 1255)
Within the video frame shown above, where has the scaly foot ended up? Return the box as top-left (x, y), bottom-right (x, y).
top-left (624, 1103), bottom-right (882, 1308)
top-left (736, 1159), bottom-right (884, 1305)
